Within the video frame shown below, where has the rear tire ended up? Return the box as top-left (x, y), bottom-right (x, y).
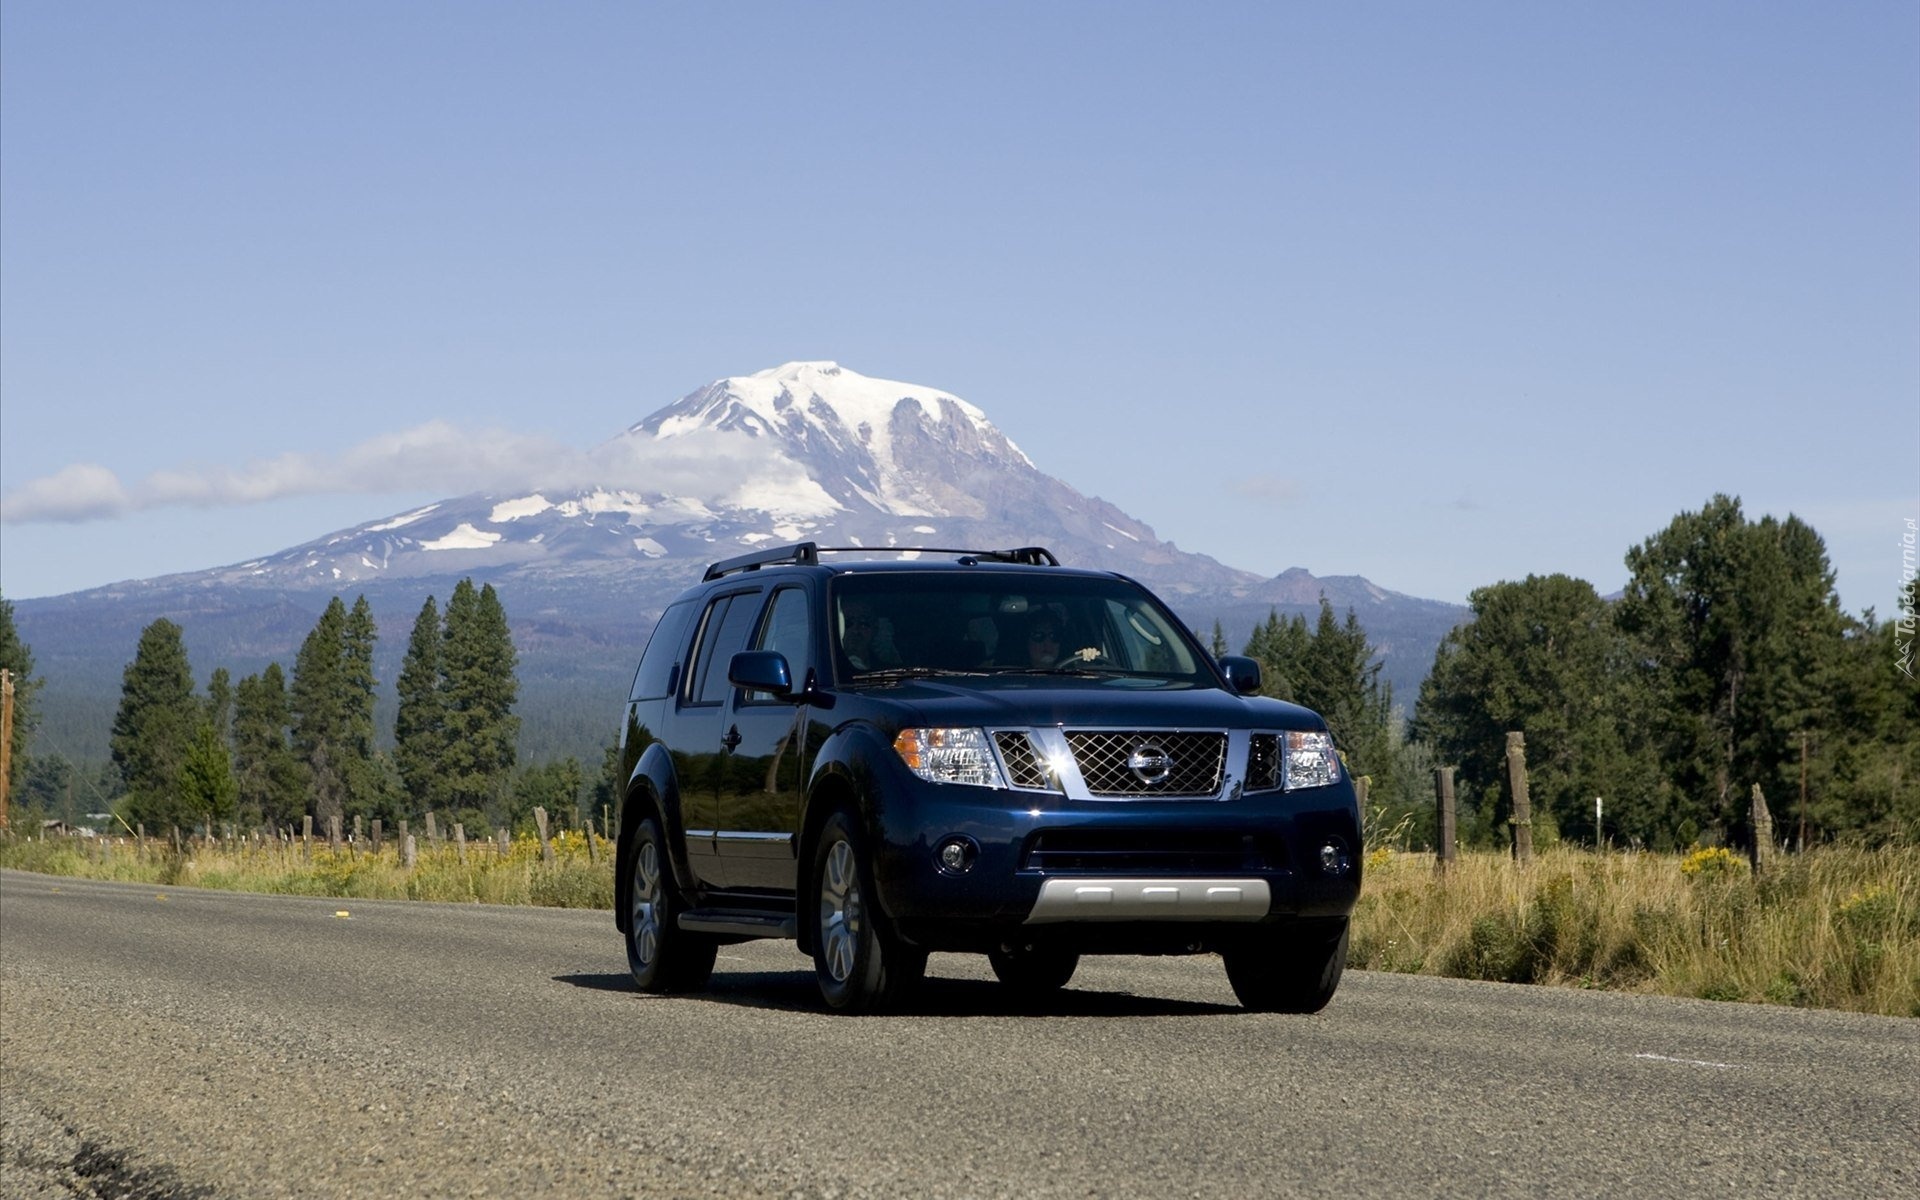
top-left (625, 815), bottom-right (718, 993)
top-left (988, 943), bottom-right (1079, 994)
top-left (811, 811), bottom-right (926, 1013)
top-left (1222, 919), bottom-right (1349, 1013)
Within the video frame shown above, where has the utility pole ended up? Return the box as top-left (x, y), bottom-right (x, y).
top-left (0, 668), bottom-right (14, 833)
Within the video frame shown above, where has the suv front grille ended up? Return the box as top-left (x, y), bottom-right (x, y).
top-left (994, 731), bottom-right (1057, 791)
top-left (1247, 733), bottom-right (1281, 791)
top-left (1063, 731), bottom-right (1226, 797)
top-left (1024, 829), bottom-right (1284, 874)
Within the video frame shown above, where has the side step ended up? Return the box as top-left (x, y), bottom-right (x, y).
top-left (678, 909), bottom-right (798, 939)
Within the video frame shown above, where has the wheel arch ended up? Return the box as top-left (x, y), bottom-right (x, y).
top-left (794, 765), bottom-right (862, 956)
top-left (614, 742), bottom-right (695, 934)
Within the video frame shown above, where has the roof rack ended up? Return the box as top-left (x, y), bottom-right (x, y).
top-left (702, 542), bottom-right (1059, 580)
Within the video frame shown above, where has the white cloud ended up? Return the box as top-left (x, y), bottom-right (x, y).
top-left (0, 423), bottom-right (801, 525)
top-left (0, 463), bottom-right (134, 522)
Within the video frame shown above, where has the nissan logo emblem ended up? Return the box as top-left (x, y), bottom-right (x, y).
top-left (1127, 740), bottom-right (1174, 785)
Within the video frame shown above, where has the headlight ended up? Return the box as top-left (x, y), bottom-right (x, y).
top-left (893, 728), bottom-right (1007, 788)
top-left (1283, 731), bottom-right (1341, 790)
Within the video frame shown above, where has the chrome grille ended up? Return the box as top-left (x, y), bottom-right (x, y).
top-left (1247, 733), bottom-right (1281, 791)
top-left (1064, 731), bottom-right (1226, 797)
top-left (994, 731), bottom-right (1056, 791)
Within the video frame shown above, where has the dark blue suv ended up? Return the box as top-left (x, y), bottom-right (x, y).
top-left (614, 544), bottom-right (1361, 1013)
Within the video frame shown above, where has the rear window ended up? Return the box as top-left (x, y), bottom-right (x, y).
top-left (629, 601), bottom-right (696, 702)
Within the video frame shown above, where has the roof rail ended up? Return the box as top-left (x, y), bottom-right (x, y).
top-left (813, 546), bottom-right (1060, 567)
top-left (703, 542), bottom-right (820, 581)
top-left (702, 543), bottom-right (1062, 580)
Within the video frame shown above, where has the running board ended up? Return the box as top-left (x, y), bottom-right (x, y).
top-left (678, 910), bottom-right (798, 938)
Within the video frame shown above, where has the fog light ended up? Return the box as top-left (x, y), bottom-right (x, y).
top-left (936, 836), bottom-right (978, 874)
top-left (1318, 839), bottom-right (1351, 876)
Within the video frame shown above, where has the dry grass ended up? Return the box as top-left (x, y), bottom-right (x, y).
top-left (1353, 844), bottom-right (1920, 1017)
top-left (0, 830), bottom-right (613, 910)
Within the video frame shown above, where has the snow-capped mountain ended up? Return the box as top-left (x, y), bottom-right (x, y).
top-left (14, 362), bottom-right (1467, 768)
top-left (200, 361), bottom-right (1250, 596)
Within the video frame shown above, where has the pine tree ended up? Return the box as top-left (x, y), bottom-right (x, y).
top-left (394, 596), bottom-right (446, 809)
top-left (0, 591), bottom-right (40, 795)
top-left (1208, 620), bottom-right (1228, 659)
top-left (178, 719), bottom-right (238, 832)
top-left (291, 598), bottom-right (350, 830)
top-left (341, 596), bottom-right (382, 818)
top-left (234, 664), bottom-right (302, 829)
top-left (111, 619), bottom-right (201, 830)
top-left (1242, 609), bottom-right (1311, 702)
top-left (441, 580), bottom-right (520, 815)
top-left (207, 667), bottom-right (234, 743)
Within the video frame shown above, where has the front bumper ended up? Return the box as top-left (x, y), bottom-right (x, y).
top-left (864, 758), bottom-right (1363, 950)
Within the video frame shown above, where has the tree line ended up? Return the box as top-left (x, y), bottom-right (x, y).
top-left (5, 493), bottom-right (1914, 850)
top-left (1231, 495), bottom-right (1915, 851)
top-left (1, 580), bottom-right (595, 839)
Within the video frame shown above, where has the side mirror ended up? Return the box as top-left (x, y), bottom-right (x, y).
top-left (728, 650), bottom-right (794, 699)
top-left (1218, 655), bottom-right (1262, 696)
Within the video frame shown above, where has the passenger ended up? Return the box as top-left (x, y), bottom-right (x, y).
top-left (841, 601), bottom-right (880, 670)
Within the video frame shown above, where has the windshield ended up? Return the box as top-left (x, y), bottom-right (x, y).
top-left (831, 572), bottom-right (1211, 683)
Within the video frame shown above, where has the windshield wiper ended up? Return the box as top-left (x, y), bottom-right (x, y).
top-left (851, 667), bottom-right (994, 683)
top-left (987, 665), bottom-right (1128, 677)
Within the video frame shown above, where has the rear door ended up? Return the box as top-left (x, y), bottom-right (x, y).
top-left (673, 588), bottom-right (763, 887)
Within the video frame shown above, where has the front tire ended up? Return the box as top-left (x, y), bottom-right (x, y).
top-left (812, 811), bottom-right (926, 1013)
top-left (1222, 918), bottom-right (1349, 1013)
top-left (625, 815), bottom-right (718, 993)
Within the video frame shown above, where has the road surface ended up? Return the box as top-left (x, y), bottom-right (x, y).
top-left (2, 869), bottom-right (1914, 1198)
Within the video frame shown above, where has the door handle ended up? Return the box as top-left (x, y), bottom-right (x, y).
top-left (721, 725), bottom-right (742, 752)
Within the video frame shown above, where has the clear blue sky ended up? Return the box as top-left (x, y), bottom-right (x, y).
top-left (3, 2), bottom-right (1916, 617)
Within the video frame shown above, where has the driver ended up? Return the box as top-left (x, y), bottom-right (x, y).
top-left (1025, 613), bottom-right (1062, 667)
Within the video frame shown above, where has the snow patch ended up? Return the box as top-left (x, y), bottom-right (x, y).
top-left (1102, 522), bottom-right (1141, 543)
top-left (491, 495), bottom-right (554, 522)
top-left (367, 504), bottom-right (440, 532)
top-left (632, 537), bottom-right (667, 557)
top-left (912, 525), bottom-right (937, 534)
top-left (421, 523), bottom-right (504, 551)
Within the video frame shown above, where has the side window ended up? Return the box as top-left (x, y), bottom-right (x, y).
top-left (745, 587), bottom-right (812, 702)
top-left (691, 591), bottom-right (764, 705)
top-left (629, 601), bottom-right (695, 702)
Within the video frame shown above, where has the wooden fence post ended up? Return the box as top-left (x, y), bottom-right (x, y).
top-left (1505, 731), bottom-right (1534, 865)
top-left (371, 818), bottom-right (383, 854)
top-left (398, 820), bottom-right (409, 856)
top-left (1749, 783), bottom-right (1775, 873)
top-left (425, 811), bottom-right (439, 847)
top-left (497, 828), bottom-right (510, 857)
top-left (454, 823), bottom-right (467, 865)
top-left (138, 823), bottom-right (148, 854)
top-left (1435, 766), bottom-right (1457, 874)
top-left (404, 833), bottom-right (418, 870)
top-left (329, 815), bottom-right (342, 854)
top-left (585, 817), bottom-right (598, 865)
top-left (302, 816), bottom-right (313, 859)
top-left (534, 807), bottom-right (555, 864)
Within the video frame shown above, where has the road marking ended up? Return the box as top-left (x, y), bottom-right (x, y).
top-left (1635, 1053), bottom-right (1741, 1070)
top-left (334, 911), bottom-right (352, 919)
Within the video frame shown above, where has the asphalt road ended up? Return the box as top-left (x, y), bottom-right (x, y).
top-left (2, 869), bottom-right (1915, 1199)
